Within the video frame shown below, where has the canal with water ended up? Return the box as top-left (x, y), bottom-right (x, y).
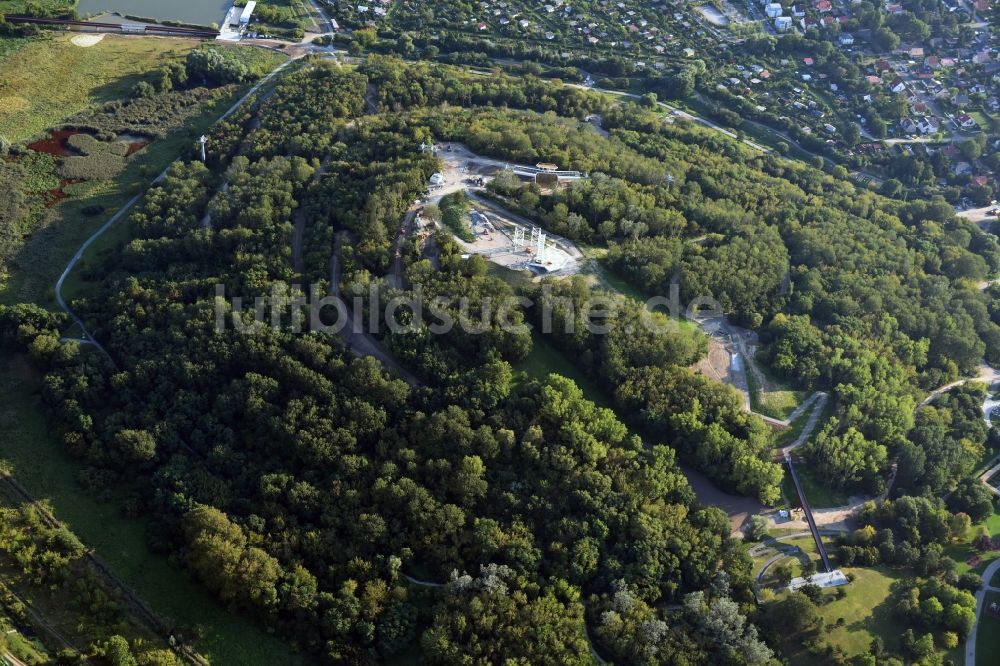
top-left (76, 0), bottom-right (230, 26)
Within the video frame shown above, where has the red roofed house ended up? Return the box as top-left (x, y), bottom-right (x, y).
top-left (815, 0), bottom-right (832, 10)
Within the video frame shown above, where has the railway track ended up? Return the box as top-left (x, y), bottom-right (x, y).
top-left (5, 16), bottom-right (218, 38)
top-left (0, 472), bottom-right (208, 665)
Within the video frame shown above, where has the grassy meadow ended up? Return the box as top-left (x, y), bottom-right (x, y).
top-left (0, 34), bottom-right (209, 142)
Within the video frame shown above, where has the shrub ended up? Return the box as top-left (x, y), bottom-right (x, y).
top-left (61, 152), bottom-right (126, 180)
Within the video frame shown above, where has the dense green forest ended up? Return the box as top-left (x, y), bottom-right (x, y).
top-left (0, 62), bottom-right (764, 663)
top-left (2, 57), bottom-right (999, 663)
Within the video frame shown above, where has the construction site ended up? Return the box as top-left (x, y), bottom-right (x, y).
top-left (417, 142), bottom-right (582, 275)
top-left (415, 205), bottom-right (578, 274)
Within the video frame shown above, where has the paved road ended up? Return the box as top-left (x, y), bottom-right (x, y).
top-left (781, 393), bottom-right (829, 458)
top-left (958, 205), bottom-right (998, 228)
top-left (400, 572), bottom-right (445, 588)
top-left (966, 557), bottom-right (1000, 666)
top-left (576, 85), bottom-right (771, 153)
top-left (388, 207), bottom-right (420, 290)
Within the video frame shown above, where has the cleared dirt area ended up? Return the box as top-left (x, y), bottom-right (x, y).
top-left (70, 33), bottom-right (106, 47)
top-left (428, 143), bottom-right (581, 275)
top-left (691, 315), bottom-right (751, 406)
top-left (452, 205), bottom-right (579, 274)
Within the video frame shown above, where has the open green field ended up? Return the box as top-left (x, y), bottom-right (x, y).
top-left (0, 33), bottom-right (212, 142)
top-left (781, 461), bottom-right (852, 510)
top-left (0, 610), bottom-right (47, 665)
top-left (754, 535), bottom-right (824, 588)
top-left (979, 591), bottom-right (1000, 662)
top-left (744, 352), bottom-right (808, 421)
top-left (515, 329), bottom-right (614, 408)
top-left (779, 567), bottom-right (905, 665)
top-left (753, 389), bottom-right (805, 420)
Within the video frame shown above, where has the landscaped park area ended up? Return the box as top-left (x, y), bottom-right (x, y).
top-left (751, 528), bottom-right (969, 665)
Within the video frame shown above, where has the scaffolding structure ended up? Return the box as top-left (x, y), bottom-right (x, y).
top-left (535, 229), bottom-right (548, 263)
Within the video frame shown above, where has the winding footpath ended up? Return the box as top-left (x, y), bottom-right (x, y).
top-left (966, 558), bottom-right (1000, 666)
top-left (918, 363), bottom-right (1000, 411)
top-left (54, 58), bottom-right (298, 359)
top-left (328, 232), bottom-right (421, 386)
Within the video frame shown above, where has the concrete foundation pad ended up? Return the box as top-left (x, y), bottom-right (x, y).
top-left (788, 570), bottom-right (849, 591)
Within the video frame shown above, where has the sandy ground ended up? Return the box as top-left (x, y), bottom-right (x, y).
top-left (958, 205), bottom-right (998, 227)
top-left (697, 4), bottom-right (730, 25)
top-left (692, 335), bottom-right (734, 384)
top-left (690, 315), bottom-right (756, 406)
top-left (71, 33), bottom-right (106, 47)
top-left (768, 505), bottom-right (857, 532)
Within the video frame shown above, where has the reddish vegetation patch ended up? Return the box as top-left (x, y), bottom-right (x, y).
top-left (27, 129), bottom-right (85, 157)
top-left (126, 139), bottom-right (152, 156)
top-left (45, 178), bottom-right (84, 208)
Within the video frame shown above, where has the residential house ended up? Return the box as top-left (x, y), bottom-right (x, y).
top-left (917, 116), bottom-right (940, 134)
top-left (899, 117), bottom-right (917, 133)
top-left (957, 113), bottom-right (977, 128)
top-left (839, 33), bottom-right (855, 45)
